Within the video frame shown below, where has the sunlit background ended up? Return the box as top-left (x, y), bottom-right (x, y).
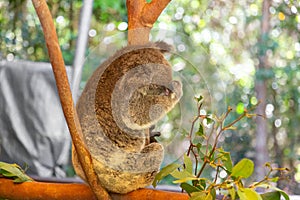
top-left (1, 0), bottom-right (300, 194)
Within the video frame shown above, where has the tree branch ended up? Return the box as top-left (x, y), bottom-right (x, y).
top-left (31, 0), bottom-right (110, 199)
top-left (126, 0), bottom-right (171, 45)
top-left (141, 0), bottom-right (171, 26)
top-left (0, 178), bottom-right (189, 200)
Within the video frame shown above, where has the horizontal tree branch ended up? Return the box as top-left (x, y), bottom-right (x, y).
top-left (0, 178), bottom-right (189, 200)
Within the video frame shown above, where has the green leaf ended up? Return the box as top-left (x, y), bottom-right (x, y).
top-left (261, 191), bottom-right (281, 200)
top-left (196, 143), bottom-right (205, 159)
top-left (184, 154), bottom-right (193, 174)
top-left (195, 95), bottom-right (203, 103)
top-left (173, 176), bottom-right (199, 184)
top-left (193, 179), bottom-right (206, 190)
top-left (219, 150), bottom-right (233, 173)
top-left (171, 169), bottom-right (193, 180)
top-left (237, 188), bottom-right (262, 200)
top-left (236, 102), bottom-right (245, 114)
top-left (152, 163), bottom-right (181, 187)
top-left (205, 117), bottom-right (214, 125)
top-left (190, 191), bottom-right (209, 200)
top-left (205, 193), bottom-right (214, 200)
top-left (0, 162), bottom-right (32, 183)
top-left (199, 179), bottom-right (206, 190)
top-left (231, 158), bottom-right (254, 179)
top-left (196, 124), bottom-right (204, 137)
top-left (228, 187), bottom-right (236, 200)
top-left (196, 143), bottom-right (202, 153)
top-left (255, 184), bottom-right (290, 200)
top-left (0, 169), bottom-right (15, 177)
top-left (210, 188), bottom-right (216, 199)
top-left (180, 182), bottom-right (201, 195)
top-left (278, 190), bottom-right (290, 200)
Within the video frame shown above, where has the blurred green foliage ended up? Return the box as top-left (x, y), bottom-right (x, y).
top-left (1, 0), bottom-right (300, 194)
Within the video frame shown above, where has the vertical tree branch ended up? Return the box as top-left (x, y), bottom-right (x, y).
top-left (31, 0), bottom-right (110, 199)
top-left (255, 0), bottom-right (270, 182)
top-left (126, 0), bottom-right (171, 45)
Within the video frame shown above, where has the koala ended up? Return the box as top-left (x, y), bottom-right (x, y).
top-left (72, 42), bottom-right (182, 194)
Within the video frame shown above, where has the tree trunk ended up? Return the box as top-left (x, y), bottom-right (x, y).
top-left (255, 0), bottom-right (270, 181)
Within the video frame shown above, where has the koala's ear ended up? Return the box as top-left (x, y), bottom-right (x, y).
top-left (154, 41), bottom-right (173, 53)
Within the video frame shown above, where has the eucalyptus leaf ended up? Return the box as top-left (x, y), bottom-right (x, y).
top-left (231, 158), bottom-right (254, 179)
top-left (197, 124), bottom-right (204, 137)
top-left (205, 193), bottom-right (213, 200)
top-left (199, 179), bottom-right (206, 190)
top-left (261, 191), bottom-right (281, 200)
top-left (196, 143), bottom-right (202, 153)
top-left (210, 188), bottom-right (216, 199)
top-left (0, 162), bottom-right (32, 183)
top-left (190, 191), bottom-right (208, 200)
top-left (180, 182), bottom-right (201, 194)
top-left (173, 176), bottom-right (199, 184)
top-left (184, 154), bottom-right (193, 174)
top-left (205, 117), bottom-right (213, 125)
top-left (221, 151), bottom-right (233, 173)
top-left (237, 188), bottom-right (262, 200)
top-left (228, 187), bottom-right (236, 200)
top-left (195, 95), bottom-right (203, 103)
top-left (255, 184), bottom-right (290, 200)
top-left (171, 169), bottom-right (193, 180)
top-left (152, 163), bottom-right (181, 187)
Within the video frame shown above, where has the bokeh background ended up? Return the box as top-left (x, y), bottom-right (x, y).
top-left (1, 0), bottom-right (300, 194)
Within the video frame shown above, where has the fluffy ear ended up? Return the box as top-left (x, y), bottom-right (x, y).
top-left (154, 41), bottom-right (173, 53)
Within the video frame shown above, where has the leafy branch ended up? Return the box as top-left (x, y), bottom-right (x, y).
top-left (0, 162), bottom-right (33, 183)
top-left (153, 96), bottom-right (290, 200)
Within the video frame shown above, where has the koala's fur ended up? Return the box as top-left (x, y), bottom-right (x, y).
top-left (72, 42), bottom-right (182, 194)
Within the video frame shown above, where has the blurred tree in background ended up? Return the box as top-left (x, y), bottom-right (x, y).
top-left (1, 0), bottom-right (300, 194)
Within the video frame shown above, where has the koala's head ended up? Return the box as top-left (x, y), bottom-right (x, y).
top-left (111, 43), bottom-right (182, 131)
top-left (127, 78), bottom-right (182, 129)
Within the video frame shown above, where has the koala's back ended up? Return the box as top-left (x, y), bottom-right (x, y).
top-left (94, 46), bottom-right (172, 150)
top-left (73, 42), bottom-right (178, 193)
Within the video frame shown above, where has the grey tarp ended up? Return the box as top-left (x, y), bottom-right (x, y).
top-left (0, 60), bottom-right (71, 177)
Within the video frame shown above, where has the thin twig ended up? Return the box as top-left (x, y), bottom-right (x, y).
top-left (187, 102), bottom-right (202, 156)
top-left (214, 165), bottom-right (220, 184)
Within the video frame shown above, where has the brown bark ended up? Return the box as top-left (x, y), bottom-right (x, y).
top-left (255, 0), bottom-right (270, 181)
top-left (31, 0), bottom-right (110, 199)
top-left (0, 178), bottom-right (96, 200)
top-left (0, 178), bottom-right (189, 200)
top-left (126, 0), bottom-right (171, 45)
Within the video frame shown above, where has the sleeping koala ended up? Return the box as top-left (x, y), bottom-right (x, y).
top-left (72, 41), bottom-right (182, 194)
